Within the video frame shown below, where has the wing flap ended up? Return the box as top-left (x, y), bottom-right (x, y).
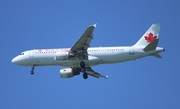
top-left (85, 67), bottom-right (108, 79)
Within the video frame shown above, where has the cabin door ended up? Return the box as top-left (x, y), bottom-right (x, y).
top-left (29, 50), bottom-right (34, 58)
top-left (129, 47), bottom-right (134, 55)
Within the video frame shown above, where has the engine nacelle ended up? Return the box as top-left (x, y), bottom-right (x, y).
top-left (55, 52), bottom-right (69, 60)
top-left (60, 68), bottom-right (80, 78)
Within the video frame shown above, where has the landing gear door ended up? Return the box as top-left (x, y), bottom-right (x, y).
top-left (29, 50), bottom-right (34, 58)
top-left (129, 47), bottom-right (134, 55)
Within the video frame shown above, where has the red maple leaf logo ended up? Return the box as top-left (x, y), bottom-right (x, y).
top-left (144, 33), bottom-right (157, 43)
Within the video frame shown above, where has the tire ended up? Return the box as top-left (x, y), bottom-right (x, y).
top-left (83, 73), bottom-right (88, 79)
top-left (80, 61), bottom-right (85, 68)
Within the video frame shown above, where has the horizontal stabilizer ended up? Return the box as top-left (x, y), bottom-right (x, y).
top-left (143, 39), bottom-right (159, 52)
top-left (152, 53), bottom-right (162, 58)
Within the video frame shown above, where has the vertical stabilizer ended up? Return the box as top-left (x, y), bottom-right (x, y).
top-left (134, 24), bottom-right (161, 47)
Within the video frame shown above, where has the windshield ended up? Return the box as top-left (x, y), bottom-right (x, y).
top-left (19, 53), bottom-right (24, 55)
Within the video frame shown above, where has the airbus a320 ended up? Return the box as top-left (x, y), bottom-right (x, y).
top-left (12, 24), bottom-right (165, 79)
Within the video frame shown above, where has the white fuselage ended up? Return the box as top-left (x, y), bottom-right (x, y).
top-left (12, 46), bottom-right (164, 67)
top-left (11, 24), bottom-right (165, 79)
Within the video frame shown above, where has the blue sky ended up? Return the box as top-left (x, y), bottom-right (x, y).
top-left (0, 0), bottom-right (180, 109)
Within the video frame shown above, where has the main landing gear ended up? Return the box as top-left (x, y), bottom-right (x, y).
top-left (80, 61), bottom-right (85, 68)
top-left (30, 65), bottom-right (35, 75)
top-left (80, 61), bottom-right (88, 79)
top-left (83, 73), bottom-right (88, 79)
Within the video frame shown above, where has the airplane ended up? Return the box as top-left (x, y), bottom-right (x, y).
top-left (12, 23), bottom-right (165, 79)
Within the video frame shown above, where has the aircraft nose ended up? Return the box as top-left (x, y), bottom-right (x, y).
top-left (12, 57), bottom-right (18, 64)
top-left (12, 57), bottom-right (22, 65)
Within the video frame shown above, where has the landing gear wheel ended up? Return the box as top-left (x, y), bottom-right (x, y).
top-left (83, 73), bottom-right (88, 79)
top-left (80, 61), bottom-right (87, 79)
top-left (30, 71), bottom-right (34, 75)
top-left (80, 61), bottom-right (85, 68)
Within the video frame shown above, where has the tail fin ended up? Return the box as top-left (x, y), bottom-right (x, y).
top-left (134, 24), bottom-right (161, 47)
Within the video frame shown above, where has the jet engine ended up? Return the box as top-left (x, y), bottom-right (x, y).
top-left (60, 68), bottom-right (80, 78)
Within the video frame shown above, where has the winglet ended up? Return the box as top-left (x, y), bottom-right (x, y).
top-left (93, 23), bottom-right (97, 28)
top-left (105, 75), bottom-right (108, 79)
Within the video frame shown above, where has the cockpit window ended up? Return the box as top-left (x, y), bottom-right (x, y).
top-left (20, 53), bottom-right (24, 55)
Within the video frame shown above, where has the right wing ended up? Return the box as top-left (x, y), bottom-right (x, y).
top-left (85, 67), bottom-right (108, 79)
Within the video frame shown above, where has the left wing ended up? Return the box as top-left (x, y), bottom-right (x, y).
top-left (70, 24), bottom-right (97, 60)
top-left (85, 67), bottom-right (108, 79)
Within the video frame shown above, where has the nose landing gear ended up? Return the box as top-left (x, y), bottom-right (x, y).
top-left (30, 65), bottom-right (35, 75)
